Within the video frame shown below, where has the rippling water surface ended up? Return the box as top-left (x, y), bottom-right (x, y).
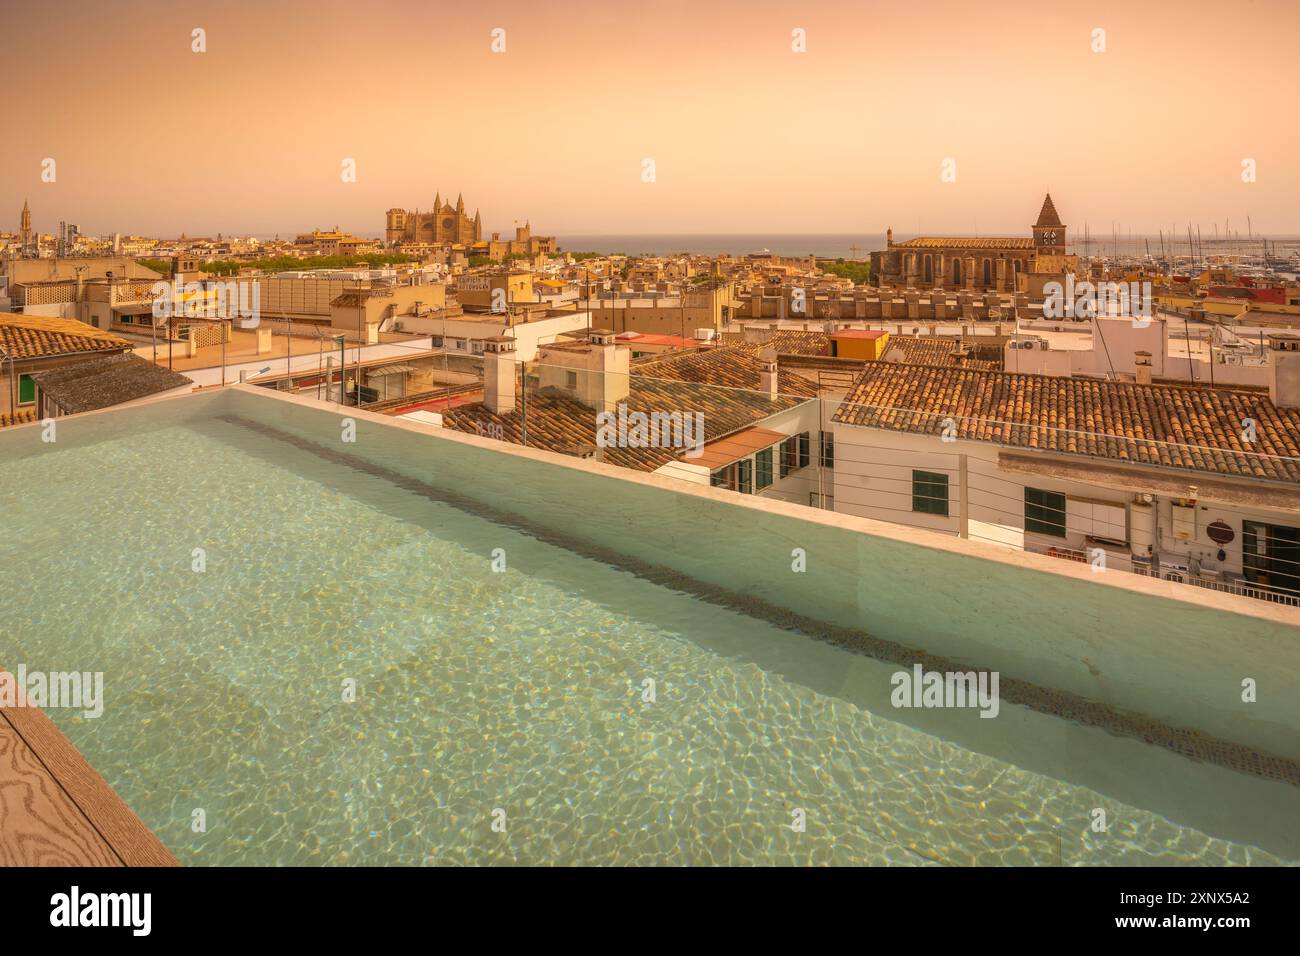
top-left (0, 418), bottom-right (1294, 865)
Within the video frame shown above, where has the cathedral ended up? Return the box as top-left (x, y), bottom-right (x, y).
top-left (385, 192), bottom-right (481, 246)
top-left (871, 194), bottom-right (1068, 292)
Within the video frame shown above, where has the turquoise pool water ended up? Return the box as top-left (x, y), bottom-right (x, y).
top-left (0, 402), bottom-right (1296, 865)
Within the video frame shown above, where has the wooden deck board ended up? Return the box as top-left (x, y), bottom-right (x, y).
top-left (0, 669), bottom-right (179, 867)
top-left (0, 713), bottom-right (121, 866)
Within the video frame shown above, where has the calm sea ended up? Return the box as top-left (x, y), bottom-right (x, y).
top-left (554, 233), bottom-right (1300, 260)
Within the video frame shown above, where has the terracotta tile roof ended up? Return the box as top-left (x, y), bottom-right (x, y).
top-left (632, 346), bottom-right (818, 398)
top-left (892, 237), bottom-right (1034, 250)
top-left (756, 330), bottom-right (832, 356)
top-left (833, 363), bottom-right (1300, 484)
top-left (719, 330), bottom-right (833, 357)
top-left (881, 336), bottom-right (1003, 371)
top-left (727, 331), bottom-right (1001, 371)
top-left (28, 353), bottom-right (193, 415)
top-left (442, 377), bottom-right (808, 472)
top-left (0, 313), bottom-right (130, 360)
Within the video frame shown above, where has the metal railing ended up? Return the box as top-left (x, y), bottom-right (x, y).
top-left (1130, 563), bottom-right (1300, 607)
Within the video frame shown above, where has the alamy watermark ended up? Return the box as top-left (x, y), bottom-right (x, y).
top-left (596, 403), bottom-right (705, 458)
top-left (151, 272), bottom-right (261, 328)
top-left (50, 886), bottom-right (150, 936)
top-left (1044, 277), bottom-right (1152, 323)
top-left (0, 665), bottom-right (104, 718)
top-left (890, 664), bottom-right (999, 719)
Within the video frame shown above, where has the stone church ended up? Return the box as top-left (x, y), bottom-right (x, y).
top-left (872, 194), bottom-right (1067, 292)
top-left (385, 192), bottom-right (482, 245)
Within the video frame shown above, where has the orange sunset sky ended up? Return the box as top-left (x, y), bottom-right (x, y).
top-left (4, 0), bottom-right (1298, 238)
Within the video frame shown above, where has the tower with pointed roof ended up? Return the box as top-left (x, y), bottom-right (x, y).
top-left (1033, 193), bottom-right (1066, 256)
top-left (19, 199), bottom-right (32, 254)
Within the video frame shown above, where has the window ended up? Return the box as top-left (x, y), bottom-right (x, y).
top-left (710, 464), bottom-right (736, 491)
top-left (565, 371), bottom-right (577, 388)
top-left (912, 470), bottom-right (949, 516)
top-left (18, 374), bottom-right (36, 406)
top-left (1025, 487), bottom-right (1067, 537)
top-left (819, 431), bottom-right (834, 469)
top-left (755, 447), bottom-right (773, 489)
top-left (1243, 520), bottom-right (1300, 595)
top-left (738, 458), bottom-right (753, 494)
top-left (781, 432), bottom-right (811, 476)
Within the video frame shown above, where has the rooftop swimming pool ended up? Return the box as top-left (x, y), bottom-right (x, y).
top-left (1, 388), bottom-right (1297, 865)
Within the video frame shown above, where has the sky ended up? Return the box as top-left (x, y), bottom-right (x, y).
top-left (3, 0), bottom-right (1298, 238)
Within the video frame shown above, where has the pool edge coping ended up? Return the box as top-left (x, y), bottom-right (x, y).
top-left (6, 380), bottom-right (1297, 628)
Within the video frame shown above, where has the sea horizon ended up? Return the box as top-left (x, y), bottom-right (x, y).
top-left (550, 232), bottom-right (1300, 260)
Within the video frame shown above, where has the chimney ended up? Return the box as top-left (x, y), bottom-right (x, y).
top-left (1268, 335), bottom-right (1300, 408)
top-left (759, 347), bottom-right (778, 398)
top-left (483, 336), bottom-right (517, 414)
top-left (587, 328), bottom-right (629, 412)
top-left (1134, 350), bottom-right (1152, 386)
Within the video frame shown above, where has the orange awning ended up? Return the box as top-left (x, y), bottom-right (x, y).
top-left (693, 426), bottom-right (786, 470)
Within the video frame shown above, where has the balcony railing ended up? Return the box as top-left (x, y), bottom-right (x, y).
top-left (1130, 562), bottom-right (1300, 607)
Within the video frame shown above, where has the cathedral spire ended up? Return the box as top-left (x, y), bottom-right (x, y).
top-left (433, 192), bottom-right (441, 212)
top-left (19, 199), bottom-right (32, 250)
top-left (456, 192), bottom-right (465, 213)
top-left (1035, 193), bottom-right (1063, 228)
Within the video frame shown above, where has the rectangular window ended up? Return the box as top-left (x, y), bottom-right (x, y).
top-left (819, 431), bottom-right (834, 469)
top-left (755, 447), bottom-right (773, 489)
top-left (912, 470), bottom-right (949, 516)
top-left (710, 464), bottom-right (736, 491)
top-left (1025, 487), bottom-right (1067, 537)
top-left (737, 458), bottom-right (753, 494)
top-left (565, 371), bottom-right (577, 388)
top-left (797, 432), bottom-right (810, 468)
top-left (18, 374), bottom-right (36, 405)
top-left (780, 438), bottom-right (794, 478)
